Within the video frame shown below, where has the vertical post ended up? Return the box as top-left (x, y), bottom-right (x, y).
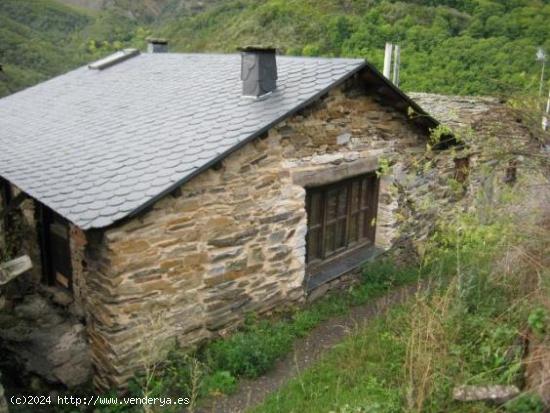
top-left (539, 59), bottom-right (546, 97)
top-left (383, 43), bottom-right (393, 80)
top-left (543, 88), bottom-right (550, 131)
top-left (537, 48), bottom-right (547, 98)
top-left (392, 45), bottom-right (401, 87)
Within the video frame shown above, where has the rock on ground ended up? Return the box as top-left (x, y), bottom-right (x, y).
top-left (453, 385), bottom-right (520, 404)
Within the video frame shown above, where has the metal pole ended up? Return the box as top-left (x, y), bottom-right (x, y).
top-left (383, 43), bottom-right (393, 79)
top-left (392, 45), bottom-right (401, 87)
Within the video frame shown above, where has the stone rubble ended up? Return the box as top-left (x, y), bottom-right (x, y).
top-left (0, 294), bottom-right (91, 388)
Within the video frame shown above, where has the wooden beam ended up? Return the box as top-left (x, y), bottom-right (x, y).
top-left (0, 255), bottom-right (32, 285)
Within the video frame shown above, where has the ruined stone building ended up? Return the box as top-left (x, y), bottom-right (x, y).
top-left (0, 43), bottom-right (487, 389)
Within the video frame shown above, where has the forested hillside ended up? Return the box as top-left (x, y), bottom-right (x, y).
top-left (1, 0), bottom-right (550, 97)
top-left (0, 0), bottom-right (89, 97)
top-left (0, 0), bottom-right (145, 97)
top-left (159, 0), bottom-right (550, 95)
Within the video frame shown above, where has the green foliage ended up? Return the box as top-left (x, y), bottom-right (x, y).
top-left (201, 370), bottom-right (237, 395)
top-left (527, 307), bottom-right (548, 336)
top-left (361, 259), bottom-right (419, 291)
top-left (505, 393), bottom-right (545, 413)
top-left (158, 0), bottom-right (550, 96)
top-left (252, 192), bottom-right (548, 412)
top-left (2, 0), bottom-right (550, 97)
top-left (376, 157), bottom-right (392, 177)
top-left (203, 260), bottom-right (416, 381)
top-left (428, 124), bottom-right (454, 147)
top-left (249, 312), bottom-right (406, 413)
top-left (205, 319), bottom-right (295, 378)
top-left (0, 0), bottom-right (150, 98)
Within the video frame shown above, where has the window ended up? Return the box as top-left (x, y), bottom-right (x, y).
top-left (305, 173), bottom-right (379, 269)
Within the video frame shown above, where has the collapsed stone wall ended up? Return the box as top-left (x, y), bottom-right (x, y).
top-left (0, 188), bottom-right (92, 389)
top-left (0, 187), bottom-right (89, 314)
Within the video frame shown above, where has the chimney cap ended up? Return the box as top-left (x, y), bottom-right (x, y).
top-left (237, 45), bottom-right (277, 54)
top-left (147, 37), bottom-right (169, 45)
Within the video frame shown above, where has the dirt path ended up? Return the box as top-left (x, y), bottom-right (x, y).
top-left (198, 282), bottom-right (425, 413)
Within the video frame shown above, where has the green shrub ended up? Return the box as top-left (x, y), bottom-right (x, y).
top-left (201, 370), bottom-right (237, 395)
top-left (527, 307), bottom-right (548, 336)
top-left (361, 259), bottom-right (419, 292)
top-left (505, 393), bottom-right (545, 413)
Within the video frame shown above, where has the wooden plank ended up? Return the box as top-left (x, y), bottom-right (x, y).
top-left (0, 255), bottom-right (32, 285)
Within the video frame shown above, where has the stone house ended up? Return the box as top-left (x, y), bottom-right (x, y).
top-left (0, 44), bottom-right (453, 389)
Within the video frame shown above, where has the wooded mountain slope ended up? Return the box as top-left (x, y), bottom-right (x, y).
top-left (158, 0), bottom-right (550, 95)
top-left (0, 0), bottom-right (143, 97)
top-left (1, 0), bottom-right (549, 97)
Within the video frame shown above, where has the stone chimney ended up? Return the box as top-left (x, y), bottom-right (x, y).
top-left (239, 46), bottom-right (277, 98)
top-left (147, 38), bottom-right (168, 54)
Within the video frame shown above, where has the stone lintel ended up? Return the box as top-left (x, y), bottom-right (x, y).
top-left (291, 155), bottom-right (379, 188)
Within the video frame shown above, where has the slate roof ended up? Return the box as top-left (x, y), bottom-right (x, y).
top-left (0, 52), bottom-right (432, 230)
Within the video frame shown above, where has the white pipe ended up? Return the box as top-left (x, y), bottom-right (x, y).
top-left (383, 43), bottom-right (393, 79)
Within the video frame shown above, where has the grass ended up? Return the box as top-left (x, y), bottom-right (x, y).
top-left (202, 259), bottom-right (418, 381)
top-left (249, 194), bottom-right (549, 413)
top-left (93, 172), bottom-right (548, 413)
top-left (71, 258), bottom-right (422, 413)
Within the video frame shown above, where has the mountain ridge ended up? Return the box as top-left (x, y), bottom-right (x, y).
top-left (1, 0), bottom-right (549, 98)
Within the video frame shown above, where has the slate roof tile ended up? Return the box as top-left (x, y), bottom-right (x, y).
top-left (0, 53), bottom-right (367, 229)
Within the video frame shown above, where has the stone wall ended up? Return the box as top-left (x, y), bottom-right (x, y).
top-left (86, 130), bottom-right (308, 389)
top-left (84, 74), bottom-right (443, 389)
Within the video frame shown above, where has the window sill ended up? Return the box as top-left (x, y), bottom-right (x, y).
top-left (305, 245), bottom-right (385, 292)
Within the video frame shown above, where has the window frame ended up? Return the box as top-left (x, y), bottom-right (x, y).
top-left (305, 172), bottom-right (379, 274)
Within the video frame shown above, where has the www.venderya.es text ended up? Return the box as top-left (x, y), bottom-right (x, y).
top-left (10, 395), bottom-right (190, 408)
